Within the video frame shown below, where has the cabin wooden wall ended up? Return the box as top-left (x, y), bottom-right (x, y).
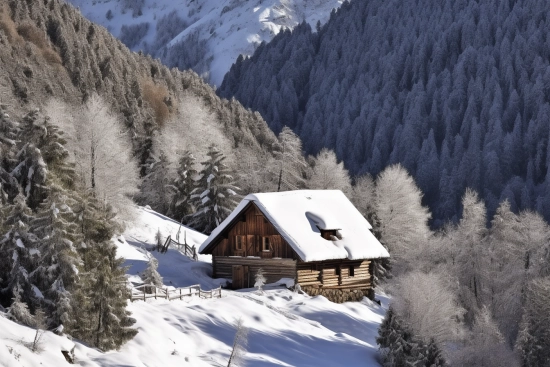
top-left (214, 257), bottom-right (297, 289)
top-left (296, 260), bottom-right (372, 290)
top-left (211, 204), bottom-right (297, 259)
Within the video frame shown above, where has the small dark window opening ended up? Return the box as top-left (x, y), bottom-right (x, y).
top-left (349, 266), bottom-right (355, 277)
top-left (262, 236), bottom-right (270, 251)
top-left (335, 267), bottom-right (340, 276)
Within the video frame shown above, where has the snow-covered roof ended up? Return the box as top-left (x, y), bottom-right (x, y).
top-left (199, 190), bottom-right (389, 262)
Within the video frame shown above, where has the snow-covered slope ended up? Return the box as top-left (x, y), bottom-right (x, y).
top-left (68, 0), bottom-right (343, 86)
top-left (0, 206), bottom-right (387, 366)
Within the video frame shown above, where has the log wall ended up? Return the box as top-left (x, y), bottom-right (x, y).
top-left (296, 259), bottom-right (372, 290)
top-left (214, 256), bottom-right (297, 287)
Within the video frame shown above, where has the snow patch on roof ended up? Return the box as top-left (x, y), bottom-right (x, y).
top-left (200, 190), bottom-right (389, 262)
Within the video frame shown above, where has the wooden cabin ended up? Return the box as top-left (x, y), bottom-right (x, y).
top-left (199, 190), bottom-right (389, 299)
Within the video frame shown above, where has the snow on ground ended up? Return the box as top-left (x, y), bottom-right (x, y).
top-left (67, 0), bottom-right (343, 86)
top-left (0, 206), bottom-right (387, 366)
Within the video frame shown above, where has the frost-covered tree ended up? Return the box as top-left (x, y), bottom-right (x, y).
top-left (0, 106), bottom-right (20, 204)
top-left (273, 127), bottom-right (307, 192)
top-left (0, 194), bottom-right (39, 310)
top-left (254, 268), bottom-right (266, 293)
top-left (306, 148), bottom-right (351, 194)
top-left (30, 180), bottom-right (80, 328)
top-left (487, 201), bottom-right (550, 344)
top-left (454, 307), bottom-right (519, 367)
top-left (10, 109), bottom-right (48, 209)
top-left (227, 317), bottom-right (248, 367)
top-left (375, 165), bottom-right (431, 271)
top-left (453, 189), bottom-right (488, 323)
top-left (188, 145), bottom-right (239, 234)
top-left (142, 256), bottom-right (163, 291)
top-left (45, 96), bottom-right (139, 218)
top-left (350, 174), bottom-right (377, 223)
top-left (516, 277), bottom-right (550, 367)
top-left (392, 271), bottom-right (465, 347)
top-left (138, 151), bottom-right (173, 215)
top-left (6, 293), bottom-right (35, 326)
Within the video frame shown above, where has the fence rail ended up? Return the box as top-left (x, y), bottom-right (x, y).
top-left (159, 234), bottom-right (198, 260)
top-left (130, 284), bottom-right (222, 302)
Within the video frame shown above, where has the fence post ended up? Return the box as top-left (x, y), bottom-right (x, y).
top-left (143, 288), bottom-right (146, 302)
top-left (154, 287), bottom-right (157, 300)
top-left (180, 288), bottom-right (182, 300)
top-left (166, 288), bottom-right (169, 300)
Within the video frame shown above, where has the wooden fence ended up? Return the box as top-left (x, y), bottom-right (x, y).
top-left (130, 284), bottom-right (222, 302)
top-left (158, 234), bottom-right (198, 260)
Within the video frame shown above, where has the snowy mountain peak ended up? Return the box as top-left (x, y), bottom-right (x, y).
top-left (68, 0), bottom-right (343, 86)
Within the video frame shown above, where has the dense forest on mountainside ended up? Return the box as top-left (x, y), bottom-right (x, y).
top-left (219, 0), bottom-right (550, 226)
top-left (0, 0), bottom-right (279, 185)
top-left (0, 0), bottom-right (282, 350)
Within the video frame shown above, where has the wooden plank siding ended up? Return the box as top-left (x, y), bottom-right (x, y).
top-left (296, 259), bottom-right (372, 290)
top-left (211, 204), bottom-right (297, 259)
top-left (215, 257), bottom-right (297, 288)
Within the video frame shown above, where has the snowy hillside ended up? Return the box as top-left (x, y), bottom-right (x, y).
top-left (67, 0), bottom-right (343, 85)
top-left (0, 207), bottom-right (386, 366)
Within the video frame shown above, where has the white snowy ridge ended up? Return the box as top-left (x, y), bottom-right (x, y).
top-left (67, 0), bottom-right (343, 86)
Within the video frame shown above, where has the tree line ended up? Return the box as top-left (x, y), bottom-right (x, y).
top-left (367, 165), bottom-right (550, 366)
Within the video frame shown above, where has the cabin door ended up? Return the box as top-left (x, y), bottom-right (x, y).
top-left (232, 265), bottom-right (250, 289)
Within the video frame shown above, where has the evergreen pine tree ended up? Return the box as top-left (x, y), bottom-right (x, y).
top-left (0, 194), bottom-right (39, 310)
top-left (0, 105), bottom-right (20, 204)
top-left (69, 193), bottom-right (137, 350)
top-left (188, 145), bottom-right (239, 234)
top-left (30, 180), bottom-right (81, 328)
top-left (421, 338), bottom-right (446, 367)
top-left (169, 150), bottom-right (198, 222)
top-left (11, 109), bottom-right (49, 210)
top-left (138, 150), bottom-right (173, 215)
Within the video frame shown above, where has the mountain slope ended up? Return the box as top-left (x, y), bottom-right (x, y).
top-left (67, 0), bottom-right (343, 86)
top-left (0, 0), bottom-right (282, 195)
top-left (219, 0), bottom-right (550, 226)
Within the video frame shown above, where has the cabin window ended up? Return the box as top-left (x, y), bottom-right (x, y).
top-left (335, 267), bottom-right (340, 276)
top-left (262, 236), bottom-right (270, 252)
top-left (235, 236), bottom-right (244, 250)
top-left (349, 266), bottom-right (355, 277)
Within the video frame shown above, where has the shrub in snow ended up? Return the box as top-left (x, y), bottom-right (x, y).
top-left (377, 307), bottom-right (446, 367)
top-left (155, 228), bottom-right (163, 251)
top-left (227, 317), bottom-right (248, 367)
top-left (7, 294), bottom-right (35, 326)
top-left (142, 256), bottom-right (163, 292)
top-left (254, 268), bottom-right (266, 293)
